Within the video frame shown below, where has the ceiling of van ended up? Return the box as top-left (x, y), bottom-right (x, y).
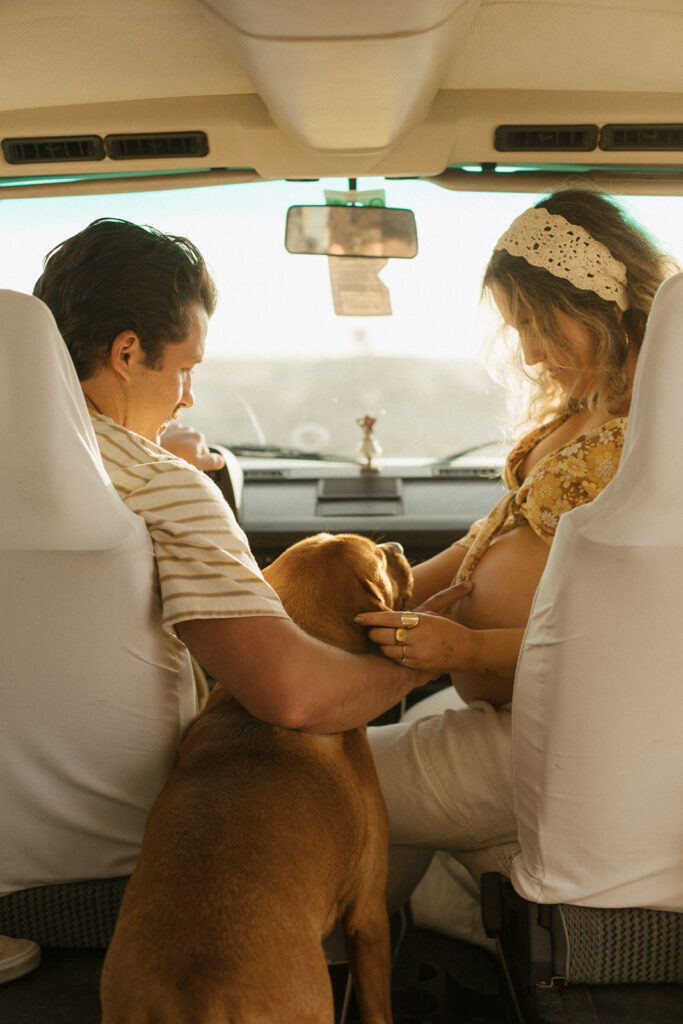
top-left (1, 0), bottom-right (682, 182)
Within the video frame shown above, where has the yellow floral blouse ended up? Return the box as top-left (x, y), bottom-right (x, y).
top-left (454, 414), bottom-right (627, 583)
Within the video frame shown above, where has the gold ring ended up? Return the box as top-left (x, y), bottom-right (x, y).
top-left (395, 627), bottom-right (408, 644)
top-left (400, 613), bottom-right (420, 628)
top-left (401, 646), bottom-right (407, 664)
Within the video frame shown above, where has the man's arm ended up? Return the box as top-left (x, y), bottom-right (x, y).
top-left (176, 615), bottom-right (435, 733)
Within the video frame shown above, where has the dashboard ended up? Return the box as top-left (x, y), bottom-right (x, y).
top-left (209, 446), bottom-right (506, 567)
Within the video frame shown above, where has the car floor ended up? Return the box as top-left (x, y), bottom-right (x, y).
top-left (0, 947), bottom-right (104, 1024)
top-left (0, 923), bottom-right (681, 1023)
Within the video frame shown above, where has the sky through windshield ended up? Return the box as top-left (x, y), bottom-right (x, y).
top-left (2, 179), bottom-right (682, 457)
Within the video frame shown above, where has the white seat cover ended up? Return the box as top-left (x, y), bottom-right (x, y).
top-left (511, 273), bottom-right (683, 911)
top-left (0, 291), bottom-right (196, 893)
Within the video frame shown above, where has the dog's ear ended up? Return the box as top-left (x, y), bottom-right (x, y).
top-left (343, 573), bottom-right (393, 654)
top-left (382, 545), bottom-right (414, 610)
top-left (357, 576), bottom-right (392, 612)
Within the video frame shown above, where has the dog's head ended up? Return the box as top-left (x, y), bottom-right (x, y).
top-left (263, 532), bottom-right (413, 654)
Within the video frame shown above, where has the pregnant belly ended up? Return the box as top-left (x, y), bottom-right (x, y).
top-left (450, 523), bottom-right (551, 703)
top-left (456, 522), bottom-right (551, 630)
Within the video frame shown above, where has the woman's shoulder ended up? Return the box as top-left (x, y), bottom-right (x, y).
top-left (510, 413), bottom-right (627, 482)
top-left (509, 413), bottom-right (626, 544)
top-left (504, 412), bottom-right (571, 485)
top-left (582, 414), bottom-right (628, 445)
top-left (530, 413), bottom-right (627, 480)
top-left (515, 414), bottom-right (627, 541)
top-left (551, 414), bottom-right (627, 460)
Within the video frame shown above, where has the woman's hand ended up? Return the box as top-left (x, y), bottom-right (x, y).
top-left (353, 581), bottom-right (474, 674)
top-left (160, 423), bottom-right (225, 471)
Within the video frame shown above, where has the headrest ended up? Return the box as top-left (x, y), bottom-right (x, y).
top-left (579, 271), bottom-right (683, 547)
top-left (0, 290), bottom-right (137, 551)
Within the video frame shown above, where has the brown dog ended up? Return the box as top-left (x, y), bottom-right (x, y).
top-left (100, 532), bottom-right (413, 1024)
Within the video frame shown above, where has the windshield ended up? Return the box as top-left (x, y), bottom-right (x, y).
top-left (2, 177), bottom-right (683, 460)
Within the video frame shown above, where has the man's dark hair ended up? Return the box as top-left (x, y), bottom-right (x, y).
top-left (33, 218), bottom-right (218, 379)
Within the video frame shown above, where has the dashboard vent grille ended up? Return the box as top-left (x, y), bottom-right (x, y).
top-left (494, 125), bottom-right (598, 152)
top-left (243, 469), bottom-right (290, 481)
top-left (2, 135), bottom-right (104, 164)
top-left (431, 466), bottom-right (502, 480)
top-left (600, 124), bottom-right (683, 151)
top-left (104, 132), bottom-right (208, 160)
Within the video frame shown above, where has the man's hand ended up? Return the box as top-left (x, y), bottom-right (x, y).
top-left (160, 423), bottom-right (225, 471)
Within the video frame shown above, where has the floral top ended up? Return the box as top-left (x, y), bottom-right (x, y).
top-left (454, 414), bottom-right (627, 582)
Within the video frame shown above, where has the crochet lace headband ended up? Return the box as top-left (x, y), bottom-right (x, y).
top-left (494, 207), bottom-right (630, 310)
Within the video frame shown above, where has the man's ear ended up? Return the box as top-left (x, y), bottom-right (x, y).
top-left (110, 330), bottom-right (141, 381)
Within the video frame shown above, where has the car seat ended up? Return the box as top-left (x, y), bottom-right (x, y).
top-left (481, 273), bottom-right (683, 1019)
top-left (0, 290), bottom-right (197, 947)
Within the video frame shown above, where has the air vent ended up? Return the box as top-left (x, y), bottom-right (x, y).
top-left (104, 132), bottom-right (208, 160)
top-left (1, 135), bottom-right (104, 164)
top-left (494, 125), bottom-right (598, 152)
top-left (243, 469), bottom-right (290, 481)
top-left (431, 466), bottom-right (501, 480)
top-left (600, 124), bottom-right (683, 151)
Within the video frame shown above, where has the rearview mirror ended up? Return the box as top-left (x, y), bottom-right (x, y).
top-left (285, 205), bottom-right (417, 258)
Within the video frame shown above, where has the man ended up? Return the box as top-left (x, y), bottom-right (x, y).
top-left (33, 217), bottom-right (447, 734)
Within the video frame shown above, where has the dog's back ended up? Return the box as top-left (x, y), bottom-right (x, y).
top-left (101, 533), bottom-right (412, 1024)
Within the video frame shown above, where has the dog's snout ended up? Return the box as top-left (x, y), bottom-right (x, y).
top-left (381, 540), bottom-right (404, 556)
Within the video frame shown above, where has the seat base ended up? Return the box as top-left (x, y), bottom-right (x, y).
top-left (481, 872), bottom-right (683, 1023)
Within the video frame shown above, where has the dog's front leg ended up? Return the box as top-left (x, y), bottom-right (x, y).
top-left (342, 898), bottom-right (393, 1024)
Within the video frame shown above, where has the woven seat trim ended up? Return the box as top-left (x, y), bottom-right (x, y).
top-left (0, 876), bottom-right (129, 948)
top-left (560, 904), bottom-right (683, 984)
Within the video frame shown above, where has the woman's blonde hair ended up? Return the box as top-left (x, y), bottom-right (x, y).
top-left (483, 189), bottom-right (679, 425)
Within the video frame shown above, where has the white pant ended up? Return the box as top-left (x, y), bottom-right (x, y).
top-left (367, 688), bottom-right (519, 914)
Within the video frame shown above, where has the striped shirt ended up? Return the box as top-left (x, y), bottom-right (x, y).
top-left (91, 413), bottom-right (287, 632)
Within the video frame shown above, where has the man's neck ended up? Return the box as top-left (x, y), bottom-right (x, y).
top-left (81, 376), bottom-right (159, 444)
top-left (81, 372), bottom-right (122, 425)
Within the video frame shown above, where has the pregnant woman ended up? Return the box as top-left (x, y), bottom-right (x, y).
top-left (356, 188), bottom-right (677, 905)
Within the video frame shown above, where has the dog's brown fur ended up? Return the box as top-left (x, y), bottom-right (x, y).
top-left (100, 533), bottom-right (412, 1024)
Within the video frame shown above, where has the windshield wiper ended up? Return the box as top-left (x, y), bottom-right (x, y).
top-left (226, 442), bottom-right (364, 464)
top-left (430, 440), bottom-right (504, 467)
top-left (225, 440), bottom-right (504, 467)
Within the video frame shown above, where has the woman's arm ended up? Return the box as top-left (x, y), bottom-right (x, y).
top-left (410, 544), bottom-right (468, 605)
top-left (360, 525), bottom-right (551, 705)
top-left (353, 597), bottom-right (523, 707)
top-left (451, 626), bottom-right (525, 705)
